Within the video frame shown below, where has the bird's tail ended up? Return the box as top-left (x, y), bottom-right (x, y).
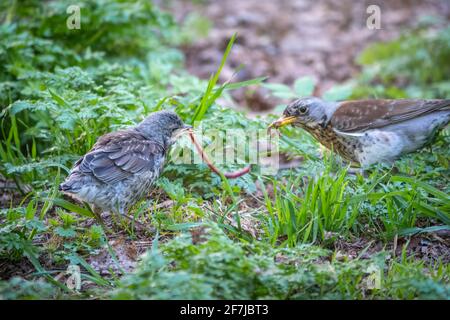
top-left (58, 174), bottom-right (82, 193)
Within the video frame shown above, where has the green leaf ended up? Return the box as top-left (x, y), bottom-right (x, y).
top-left (293, 76), bottom-right (315, 97)
top-left (166, 222), bottom-right (204, 231)
top-left (322, 84), bottom-right (354, 101)
top-left (223, 76), bottom-right (267, 91)
top-left (55, 226), bottom-right (76, 238)
top-left (48, 89), bottom-right (70, 108)
top-left (49, 198), bottom-right (95, 218)
top-left (398, 225), bottom-right (450, 236)
top-left (191, 33), bottom-right (237, 123)
top-left (263, 83), bottom-right (295, 99)
top-left (68, 253), bottom-right (111, 287)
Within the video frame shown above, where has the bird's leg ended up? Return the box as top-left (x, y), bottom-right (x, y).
top-left (390, 165), bottom-right (400, 175)
top-left (84, 202), bottom-right (107, 229)
top-left (121, 213), bottom-right (154, 235)
top-left (344, 160), bottom-right (368, 177)
top-left (107, 203), bottom-right (124, 230)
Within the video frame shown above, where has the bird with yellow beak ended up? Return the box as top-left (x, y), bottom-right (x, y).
top-left (269, 97), bottom-right (450, 167)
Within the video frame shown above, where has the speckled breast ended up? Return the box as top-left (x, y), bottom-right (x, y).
top-left (308, 126), bottom-right (360, 164)
top-left (121, 170), bottom-right (159, 210)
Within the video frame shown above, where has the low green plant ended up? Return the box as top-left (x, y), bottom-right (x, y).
top-left (0, 0), bottom-right (448, 301)
top-left (113, 224), bottom-right (449, 300)
top-left (260, 162), bottom-right (360, 246)
top-left (354, 20), bottom-right (450, 99)
top-left (0, 277), bottom-right (57, 300)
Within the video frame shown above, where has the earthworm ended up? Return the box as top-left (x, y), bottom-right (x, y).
top-left (188, 130), bottom-right (251, 179)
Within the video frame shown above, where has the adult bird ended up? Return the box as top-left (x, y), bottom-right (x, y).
top-left (269, 97), bottom-right (450, 167)
top-left (59, 110), bottom-right (191, 216)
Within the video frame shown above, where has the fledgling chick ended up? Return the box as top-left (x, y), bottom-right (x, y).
top-left (59, 110), bottom-right (191, 215)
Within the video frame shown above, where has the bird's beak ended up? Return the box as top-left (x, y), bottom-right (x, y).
top-left (268, 116), bottom-right (297, 129)
top-left (173, 125), bottom-right (193, 139)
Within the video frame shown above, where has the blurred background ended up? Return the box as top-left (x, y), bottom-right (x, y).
top-left (162, 0), bottom-right (450, 111)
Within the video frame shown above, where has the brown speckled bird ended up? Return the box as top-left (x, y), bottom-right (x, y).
top-left (59, 111), bottom-right (191, 215)
top-left (270, 97), bottom-right (450, 166)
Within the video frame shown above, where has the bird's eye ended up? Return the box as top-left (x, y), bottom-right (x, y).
top-left (299, 106), bottom-right (308, 114)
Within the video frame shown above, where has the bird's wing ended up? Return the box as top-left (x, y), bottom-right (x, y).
top-left (331, 99), bottom-right (450, 133)
top-left (76, 130), bottom-right (165, 185)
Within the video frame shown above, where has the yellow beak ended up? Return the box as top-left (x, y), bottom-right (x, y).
top-left (268, 116), bottom-right (297, 129)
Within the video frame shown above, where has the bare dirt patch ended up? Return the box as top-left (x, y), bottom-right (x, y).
top-left (167, 0), bottom-right (449, 110)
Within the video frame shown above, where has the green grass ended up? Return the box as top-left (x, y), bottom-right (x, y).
top-left (112, 224), bottom-right (450, 300)
top-left (259, 163), bottom-right (359, 246)
top-left (0, 0), bottom-right (449, 300)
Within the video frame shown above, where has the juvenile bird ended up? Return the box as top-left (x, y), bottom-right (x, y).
top-left (59, 110), bottom-right (191, 215)
top-left (269, 97), bottom-right (450, 166)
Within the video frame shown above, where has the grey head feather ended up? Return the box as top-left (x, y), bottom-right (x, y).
top-left (136, 110), bottom-right (187, 147)
top-left (284, 97), bottom-right (340, 129)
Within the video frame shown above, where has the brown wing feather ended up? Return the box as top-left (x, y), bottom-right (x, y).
top-left (77, 129), bottom-right (165, 184)
top-left (331, 99), bottom-right (450, 132)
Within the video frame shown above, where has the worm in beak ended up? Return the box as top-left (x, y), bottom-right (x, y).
top-left (267, 115), bottom-right (297, 133)
top-left (173, 124), bottom-right (193, 140)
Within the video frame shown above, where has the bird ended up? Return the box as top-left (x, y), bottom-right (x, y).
top-left (59, 110), bottom-right (191, 216)
top-left (269, 97), bottom-right (450, 167)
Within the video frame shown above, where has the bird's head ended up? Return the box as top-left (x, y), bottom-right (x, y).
top-left (137, 110), bottom-right (191, 145)
top-left (269, 97), bottom-right (338, 131)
